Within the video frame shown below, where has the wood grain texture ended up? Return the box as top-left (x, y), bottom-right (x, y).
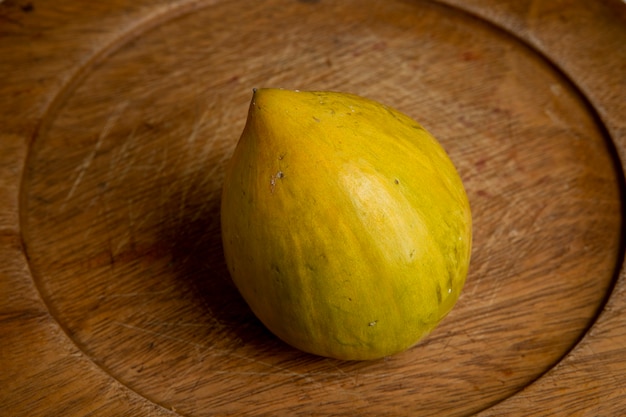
top-left (1, 0), bottom-right (624, 416)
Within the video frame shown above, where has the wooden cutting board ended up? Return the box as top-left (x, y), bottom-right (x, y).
top-left (1, 0), bottom-right (625, 415)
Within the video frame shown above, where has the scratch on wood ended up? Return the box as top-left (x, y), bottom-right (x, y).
top-left (324, 358), bottom-right (359, 387)
top-left (145, 320), bottom-right (216, 327)
top-left (177, 99), bottom-right (217, 224)
top-left (107, 290), bottom-right (171, 298)
top-left (109, 126), bottom-right (134, 180)
top-left (186, 98), bottom-right (211, 146)
top-left (114, 320), bottom-right (207, 348)
top-left (113, 320), bottom-right (326, 387)
top-left (65, 101), bottom-right (129, 202)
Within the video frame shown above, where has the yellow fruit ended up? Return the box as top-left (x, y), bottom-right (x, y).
top-left (221, 88), bottom-right (471, 360)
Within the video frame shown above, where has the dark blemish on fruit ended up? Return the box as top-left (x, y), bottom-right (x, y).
top-left (270, 171), bottom-right (284, 193)
top-left (394, 178), bottom-right (400, 184)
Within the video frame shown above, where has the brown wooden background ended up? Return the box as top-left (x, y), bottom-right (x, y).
top-left (1, 0), bottom-right (625, 415)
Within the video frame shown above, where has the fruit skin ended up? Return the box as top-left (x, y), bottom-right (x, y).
top-left (221, 88), bottom-right (471, 361)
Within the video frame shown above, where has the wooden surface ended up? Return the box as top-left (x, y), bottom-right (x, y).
top-left (1, 0), bottom-right (625, 415)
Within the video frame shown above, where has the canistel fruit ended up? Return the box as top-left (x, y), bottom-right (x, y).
top-left (220, 88), bottom-right (472, 360)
